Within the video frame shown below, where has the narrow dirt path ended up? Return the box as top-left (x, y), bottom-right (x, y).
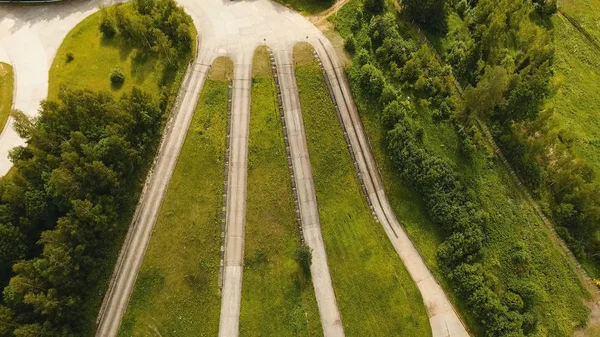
top-left (307, 0), bottom-right (350, 29)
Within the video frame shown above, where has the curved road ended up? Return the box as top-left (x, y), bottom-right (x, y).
top-left (0, 1), bottom-right (469, 336)
top-left (313, 38), bottom-right (470, 337)
top-left (0, 0), bottom-right (125, 176)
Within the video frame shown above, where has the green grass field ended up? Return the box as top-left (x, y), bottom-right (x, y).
top-left (239, 46), bottom-right (322, 337)
top-left (549, 10), bottom-right (600, 188)
top-left (0, 62), bottom-right (13, 133)
top-left (549, 1), bottom-right (600, 280)
top-left (48, 2), bottom-right (192, 102)
top-left (330, 1), bottom-right (591, 335)
top-left (293, 43), bottom-right (431, 337)
top-left (118, 57), bottom-right (232, 336)
top-left (560, 0), bottom-right (600, 43)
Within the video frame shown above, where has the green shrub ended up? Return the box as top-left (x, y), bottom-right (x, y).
top-left (99, 11), bottom-right (117, 38)
top-left (344, 35), bottom-right (356, 54)
top-left (110, 68), bottom-right (125, 85)
top-left (297, 245), bottom-right (312, 278)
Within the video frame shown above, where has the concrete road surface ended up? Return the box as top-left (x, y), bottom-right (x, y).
top-left (218, 55), bottom-right (251, 337)
top-left (274, 47), bottom-right (346, 337)
top-left (313, 39), bottom-right (470, 337)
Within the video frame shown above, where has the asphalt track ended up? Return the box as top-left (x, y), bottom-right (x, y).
top-left (0, 1), bottom-right (469, 336)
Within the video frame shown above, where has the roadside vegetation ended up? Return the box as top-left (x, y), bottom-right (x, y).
top-left (0, 0), bottom-right (195, 334)
top-left (548, 11), bottom-right (600, 277)
top-left (330, 0), bottom-right (591, 335)
top-left (49, 0), bottom-right (195, 102)
top-left (239, 46), bottom-right (322, 337)
top-left (0, 63), bottom-right (12, 133)
top-left (293, 43), bottom-right (431, 337)
top-left (275, 0), bottom-right (333, 14)
top-left (119, 56), bottom-right (231, 336)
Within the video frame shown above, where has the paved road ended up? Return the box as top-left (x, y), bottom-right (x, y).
top-left (0, 0), bottom-right (125, 176)
top-left (218, 54), bottom-right (251, 337)
top-left (313, 39), bottom-right (470, 337)
top-left (1, 1), bottom-right (470, 336)
top-left (274, 47), bottom-right (346, 337)
top-left (95, 46), bottom-right (216, 337)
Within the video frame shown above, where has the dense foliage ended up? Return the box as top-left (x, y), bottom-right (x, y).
top-left (335, 0), bottom-right (590, 334)
top-left (345, 10), bottom-right (525, 336)
top-left (0, 89), bottom-right (163, 335)
top-left (0, 0), bottom-right (195, 334)
top-left (445, 0), bottom-right (600, 268)
top-left (403, 0), bottom-right (447, 33)
top-left (101, 0), bottom-right (194, 64)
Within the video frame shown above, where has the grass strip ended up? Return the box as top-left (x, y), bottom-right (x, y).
top-left (0, 62), bottom-right (13, 133)
top-left (293, 43), bottom-right (431, 337)
top-left (272, 0), bottom-right (333, 15)
top-left (239, 46), bottom-right (322, 337)
top-left (118, 57), bottom-right (233, 336)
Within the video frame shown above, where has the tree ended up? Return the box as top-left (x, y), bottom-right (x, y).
top-left (403, 0), bottom-right (447, 33)
top-left (462, 66), bottom-right (509, 120)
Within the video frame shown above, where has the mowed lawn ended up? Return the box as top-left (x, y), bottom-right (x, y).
top-left (118, 57), bottom-right (233, 336)
top-left (293, 43), bottom-right (431, 337)
top-left (239, 46), bottom-right (322, 337)
top-left (48, 2), bottom-right (191, 101)
top-left (560, 0), bottom-right (600, 43)
top-left (0, 62), bottom-right (13, 133)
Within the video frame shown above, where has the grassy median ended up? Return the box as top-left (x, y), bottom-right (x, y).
top-left (239, 46), bottom-right (322, 337)
top-left (0, 62), bottom-right (13, 133)
top-left (118, 57), bottom-right (233, 336)
top-left (293, 43), bottom-right (431, 337)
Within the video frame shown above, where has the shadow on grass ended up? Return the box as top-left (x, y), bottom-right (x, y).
top-left (100, 34), bottom-right (134, 62)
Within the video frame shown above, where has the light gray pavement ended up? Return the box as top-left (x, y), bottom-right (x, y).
top-left (218, 55), bottom-right (251, 337)
top-left (274, 47), bottom-right (346, 337)
top-left (313, 38), bottom-right (470, 337)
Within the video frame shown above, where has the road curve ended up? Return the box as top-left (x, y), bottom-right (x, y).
top-left (0, 0), bottom-right (126, 176)
top-left (273, 47), bottom-right (346, 337)
top-left (95, 46), bottom-right (216, 337)
top-left (218, 56), bottom-right (252, 337)
top-left (312, 38), bottom-right (470, 337)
